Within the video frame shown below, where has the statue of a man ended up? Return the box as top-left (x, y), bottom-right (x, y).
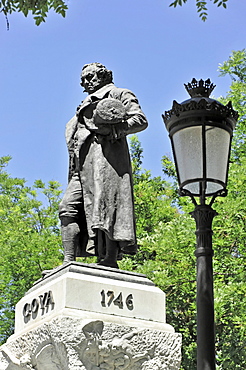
top-left (59, 63), bottom-right (148, 268)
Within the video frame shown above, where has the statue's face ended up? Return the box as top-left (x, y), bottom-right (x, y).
top-left (81, 65), bottom-right (106, 94)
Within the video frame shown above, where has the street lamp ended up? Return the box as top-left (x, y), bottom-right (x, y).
top-left (162, 78), bottom-right (238, 370)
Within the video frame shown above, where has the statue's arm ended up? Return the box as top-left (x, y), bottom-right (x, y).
top-left (65, 116), bottom-right (78, 183)
top-left (110, 88), bottom-right (148, 136)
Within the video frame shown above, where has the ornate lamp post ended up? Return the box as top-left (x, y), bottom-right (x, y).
top-left (162, 79), bottom-right (238, 370)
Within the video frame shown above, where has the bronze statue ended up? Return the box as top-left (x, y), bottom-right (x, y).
top-left (59, 63), bottom-right (148, 268)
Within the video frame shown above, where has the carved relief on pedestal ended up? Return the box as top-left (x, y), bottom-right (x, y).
top-left (80, 321), bottom-right (149, 370)
top-left (0, 317), bottom-right (181, 370)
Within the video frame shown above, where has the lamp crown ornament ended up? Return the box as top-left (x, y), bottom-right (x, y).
top-left (163, 78), bottom-right (238, 126)
top-left (184, 78), bottom-right (216, 98)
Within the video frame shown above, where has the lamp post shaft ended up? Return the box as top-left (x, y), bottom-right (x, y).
top-left (191, 205), bottom-right (217, 370)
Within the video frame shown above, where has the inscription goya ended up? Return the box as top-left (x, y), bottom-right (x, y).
top-left (23, 290), bottom-right (54, 318)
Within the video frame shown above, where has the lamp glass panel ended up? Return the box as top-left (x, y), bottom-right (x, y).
top-left (204, 181), bottom-right (223, 195)
top-left (183, 181), bottom-right (201, 195)
top-left (173, 124), bottom-right (231, 196)
top-left (172, 126), bottom-right (202, 185)
top-left (206, 126), bottom-right (231, 184)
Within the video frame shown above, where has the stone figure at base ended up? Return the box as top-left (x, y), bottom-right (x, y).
top-left (59, 63), bottom-right (148, 268)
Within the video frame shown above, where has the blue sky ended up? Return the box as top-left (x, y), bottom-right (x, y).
top-left (1, 0), bottom-right (245, 191)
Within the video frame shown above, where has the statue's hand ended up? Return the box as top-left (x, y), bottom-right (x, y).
top-left (109, 121), bottom-right (128, 140)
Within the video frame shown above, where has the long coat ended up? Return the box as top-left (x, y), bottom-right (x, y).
top-left (65, 83), bottom-right (148, 256)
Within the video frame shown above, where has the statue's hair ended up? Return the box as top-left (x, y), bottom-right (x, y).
top-left (81, 63), bottom-right (113, 84)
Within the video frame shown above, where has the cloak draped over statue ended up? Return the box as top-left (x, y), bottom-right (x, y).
top-left (60, 83), bottom-right (148, 258)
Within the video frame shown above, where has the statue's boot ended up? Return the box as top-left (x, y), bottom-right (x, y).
top-left (61, 219), bottom-right (80, 264)
top-left (97, 235), bottom-right (119, 269)
top-left (40, 219), bottom-right (80, 278)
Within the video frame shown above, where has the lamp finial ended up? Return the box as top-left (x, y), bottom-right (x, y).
top-left (184, 78), bottom-right (216, 98)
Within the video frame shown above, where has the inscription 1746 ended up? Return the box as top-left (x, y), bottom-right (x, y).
top-left (100, 290), bottom-right (133, 310)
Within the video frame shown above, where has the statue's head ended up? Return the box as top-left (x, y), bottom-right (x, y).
top-left (80, 63), bottom-right (113, 94)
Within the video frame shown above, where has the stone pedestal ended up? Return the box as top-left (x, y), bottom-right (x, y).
top-left (0, 262), bottom-right (182, 369)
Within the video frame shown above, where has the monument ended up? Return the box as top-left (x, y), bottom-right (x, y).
top-left (0, 64), bottom-right (182, 369)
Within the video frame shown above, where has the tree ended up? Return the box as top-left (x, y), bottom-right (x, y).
top-left (0, 0), bottom-right (67, 27)
top-left (218, 50), bottom-right (246, 164)
top-left (169, 0), bottom-right (228, 21)
top-left (0, 156), bottom-right (63, 344)
top-left (129, 135), bottom-right (178, 239)
top-left (218, 49), bottom-right (246, 83)
top-left (1, 0), bottom-right (229, 27)
top-left (212, 49), bottom-right (246, 369)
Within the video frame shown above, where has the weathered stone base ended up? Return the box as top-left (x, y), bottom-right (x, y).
top-left (0, 316), bottom-right (182, 369)
top-left (1, 263), bottom-right (182, 369)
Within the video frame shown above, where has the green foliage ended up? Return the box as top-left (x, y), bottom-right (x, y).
top-left (0, 0), bottom-right (67, 27)
top-left (1, 0), bottom-right (230, 27)
top-left (169, 0), bottom-right (228, 21)
top-left (219, 49), bottom-right (246, 83)
top-left (211, 152), bottom-right (246, 368)
top-left (215, 282), bottom-right (246, 369)
top-left (162, 154), bottom-right (177, 179)
top-left (0, 156), bottom-right (63, 344)
top-left (218, 50), bottom-right (246, 163)
top-left (129, 134), bottom-right (143, 181)
top-left (129, 135), bottom-right (178, 238)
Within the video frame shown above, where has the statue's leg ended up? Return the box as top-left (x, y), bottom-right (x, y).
top-left (59, 173), bottom-right (83, 264)
top-left (97, 234), bottom-right (119, 269)
top-left (60, 217), bottom-right (80, 264)
top-left (97, 230), bottom-right (106, 262)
